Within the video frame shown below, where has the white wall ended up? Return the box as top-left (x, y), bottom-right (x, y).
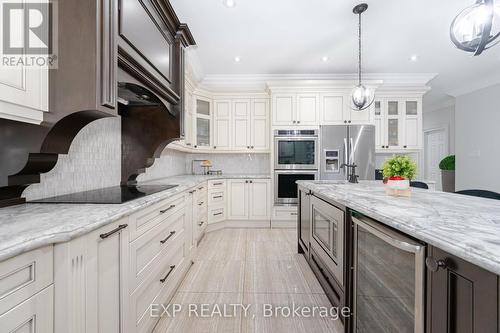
top-left (455, 84), bottom-right (500, 192)
top-left (137, 148), bottom-right (187, 182)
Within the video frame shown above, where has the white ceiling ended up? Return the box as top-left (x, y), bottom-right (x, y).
top-left (171, 0), bottom-right (500, 109)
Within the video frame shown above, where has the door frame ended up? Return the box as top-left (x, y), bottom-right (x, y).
top-left (423, 126), bottom-right (449, 188)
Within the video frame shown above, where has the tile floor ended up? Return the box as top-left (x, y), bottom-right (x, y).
top-left (153, 228), bottom-right (344, 333)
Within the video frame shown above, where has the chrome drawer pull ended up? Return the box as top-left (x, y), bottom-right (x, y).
top-left (160, 205), bottom-right (175, 214)
top-left (213, 212), bottom-right (223, 216)
top-left (198, 186), bottom-right (204, 190)
top-left (160, 231), bottom-right (176, 244)
top-left (100, 224), bottom-right (128, 239)
top-left (198, 221), bottom-right (204, 226)
top-left (213, 182), bottom-right (223, 186)
top-left (291, 212), bottom-right (298, 216)
top-left (213, 195), bottom-right (223, 199)
top-left (160, 265), bottom-right (176, 283)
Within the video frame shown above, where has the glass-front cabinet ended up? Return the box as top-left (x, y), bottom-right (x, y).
top-left (373, 97), bottom-right (422, 151)
top-left (194, 96), bottom-right (212, 148)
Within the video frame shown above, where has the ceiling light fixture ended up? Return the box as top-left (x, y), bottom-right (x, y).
top-left (322, 56), bottom-right (329, 62)
top-left (234, 56), bottom-right (241, 63)
top-left (223, 0), bottom-right (236, 8)
top-left (350, 3), bottom-right (374, 112)
top-left (450, 0), bottom-right (500, 56)
top-left (410, 54), bottom-right (418, 62)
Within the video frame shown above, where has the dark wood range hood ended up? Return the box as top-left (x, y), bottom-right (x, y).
top-left (0, 0), bottom-right (195, 207)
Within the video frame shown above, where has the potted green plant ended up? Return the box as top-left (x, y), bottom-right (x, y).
top-left (439, 155), bottom-right (455, 192)
top-left (382, 155), bottom-right (417, 196)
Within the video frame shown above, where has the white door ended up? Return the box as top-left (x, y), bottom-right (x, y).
top-left (232, 100), bottom-right (251, 150)
top-left (272, 94), bottom-right (295, 125)
top-left (320, 94), bottom-right (344, 125)
top-left (228, 180), bottom-right (248, 220)
top-left (214, 100), bottom-right (231, 149)
top-left (0, 285), bottom-right (54, 333)
top-left (251, 99), bottom-right (269, 151)
top-left (248, 180), bottom-right (271, 220)
top-left (296, 93), bottom-right (319, 125)
top-left (425, 129), bottom-right (448, 191)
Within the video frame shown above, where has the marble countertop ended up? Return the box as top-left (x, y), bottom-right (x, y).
top-left (0, 174), bottom-right (270, 262)
top-left (297, 180), bottom-right (500, 275)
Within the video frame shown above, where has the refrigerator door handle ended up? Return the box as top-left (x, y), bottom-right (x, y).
top-left (343, 138), bottom-right (348, 177)
top-left (350, 137), bottom-right (355, 165)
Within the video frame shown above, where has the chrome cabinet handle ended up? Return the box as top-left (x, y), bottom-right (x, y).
top-left (100, 224), bottom-right (128, 239)
top-left (291, 212), bottom-right (298, 216)
top-left (160, 265), bottom-right (176, 283)
top-left (198, 221), bottom-right (205, 226)
top-left (188, 189), bottom-right (196, 194)
top-left (198, 201), bottom-right (204, 206)
top-left (160, 205), bottom-right (175, 213)
top-left (213, 212), bottom-right (223, 216)
top-left (160, 231), bottom-right (176, 244)
top-left (213, 182), bottom-right (223, 186)
top-left (426, 257), bottom-right (448, 272)
top-left (213, 195), bottom-right (223, 199)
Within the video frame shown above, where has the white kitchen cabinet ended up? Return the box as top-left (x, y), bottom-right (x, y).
top-left (194, 96), bottom-right (212, 148)
top-left (296, 93), bottom-right (319, 125)
top-left (320, 94), bottom-right (345, 125)
top-left (228, 179), bottom-right (248, 220)
top-left (228, 179), bottom-right (270, 221)
top-left (54, 219), bottom-right (129, 333)
top-left (272, 94), bottom-right (295, 125)
top-left (272, 93), bottom-right (319, 126)
top-left (0, 285), bottom-right (54, 333)
top-left (213, 100), bottom-right (232, 150)
top-left (375, 97), bottom-right (422, 151)
top-left (248, 179), bottom-right (271, 220)
top-left (0, 66), bottom-right (48, 124)
top-left (232, 99), bottom-right (251, 150)
top-left (251, 99), bottom-right (270, 151)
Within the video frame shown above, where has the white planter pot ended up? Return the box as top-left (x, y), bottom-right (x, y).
top-left (386, 179), bottom-right (410, 190)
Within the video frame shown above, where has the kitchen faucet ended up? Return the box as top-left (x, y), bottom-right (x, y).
top-left (341, 163), bottom-right (359, 183)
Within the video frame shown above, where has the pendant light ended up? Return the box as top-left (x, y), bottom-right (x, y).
top-left (450, 0), bottom-right (500, 56)
top-left (351, 3), bottom-right (374, 111)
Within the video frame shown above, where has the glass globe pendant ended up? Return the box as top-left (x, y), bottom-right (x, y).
top-left (451, 0), bottom-right (500, 56)
top-left (351, 4), bottom-right (374, 111)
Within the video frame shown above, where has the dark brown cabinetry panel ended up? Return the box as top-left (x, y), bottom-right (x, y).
top-left (427, 246), bottom-right (498, 333)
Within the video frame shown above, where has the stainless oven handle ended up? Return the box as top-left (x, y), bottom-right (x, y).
top-left (352, 216), bottom-right (424, 254)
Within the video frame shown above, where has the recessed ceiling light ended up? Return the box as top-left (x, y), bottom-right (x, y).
top-left (223, 0), bottom-right (236, 8)
top-left (322, 56), bottom-right (329, 62)
top-left (234, 56), bottom-right (241, 63)
top-left (410, 55), bottom-right (418, 62)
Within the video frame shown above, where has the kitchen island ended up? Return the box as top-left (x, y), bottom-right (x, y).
top-left (297, 180), bottom-right (500, 333)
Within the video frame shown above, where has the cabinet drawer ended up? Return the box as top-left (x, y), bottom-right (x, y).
top-left (208, 179), bottom-right (226, 190)
top-left (208, 206), bottom-right (226, 224)
top-left (273, 206), bottom-right (298, 221)
top-left (208, 190), bottom-right (226, 205)
top-left (129, 194), bottom-right (185, 241)
top-left (0, 285), bottom-right (53, 333)
top-left (130, 241), bottom-right (185, 333)
top-left (129, 210), bottom-right (186, 291)
top-left (0, 246), bottom-right (53, 315)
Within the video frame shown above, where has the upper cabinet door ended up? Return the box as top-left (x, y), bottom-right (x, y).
top-left (320, 94), bottom-right (344, 125)
top-left (373, 100), bottom-right (386, 149)
top-left (214, 100), bottom-right (231, 150)
top-left (251, 99), bottom-right (269, 151)
top-left (385, 100), bottom-right (404, 149)
top-left (296, 93), bottom-right (319, 125)
top-left (0, 66), bottom-right (48, 124)
top-left (402, 99), bottom-right (422, 149)
top-left (346, 95), bottom-right (373, 125)
top-left (195, 97), bottom-right (211, 147)
top-left (119, 0), bottom-right (173, 88)
top-left (272, 94), bottom-right (295, 125)
top-left (232, 100), bottom-right (251, 150)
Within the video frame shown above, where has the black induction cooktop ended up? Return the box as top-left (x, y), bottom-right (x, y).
top-left (29, 184), bottom-right (178, 204)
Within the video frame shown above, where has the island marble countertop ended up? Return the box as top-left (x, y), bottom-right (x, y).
top-left (297, 180), bottom-right (500, 275)
top-left (0, 174), bottom-right (270, 262)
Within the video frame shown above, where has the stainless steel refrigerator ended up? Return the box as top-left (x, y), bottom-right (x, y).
top-left (319, 125), bottom-right (375, 181)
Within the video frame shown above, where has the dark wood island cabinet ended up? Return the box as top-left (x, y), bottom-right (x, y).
top-left (426, 246), bottom-right (499, 333)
